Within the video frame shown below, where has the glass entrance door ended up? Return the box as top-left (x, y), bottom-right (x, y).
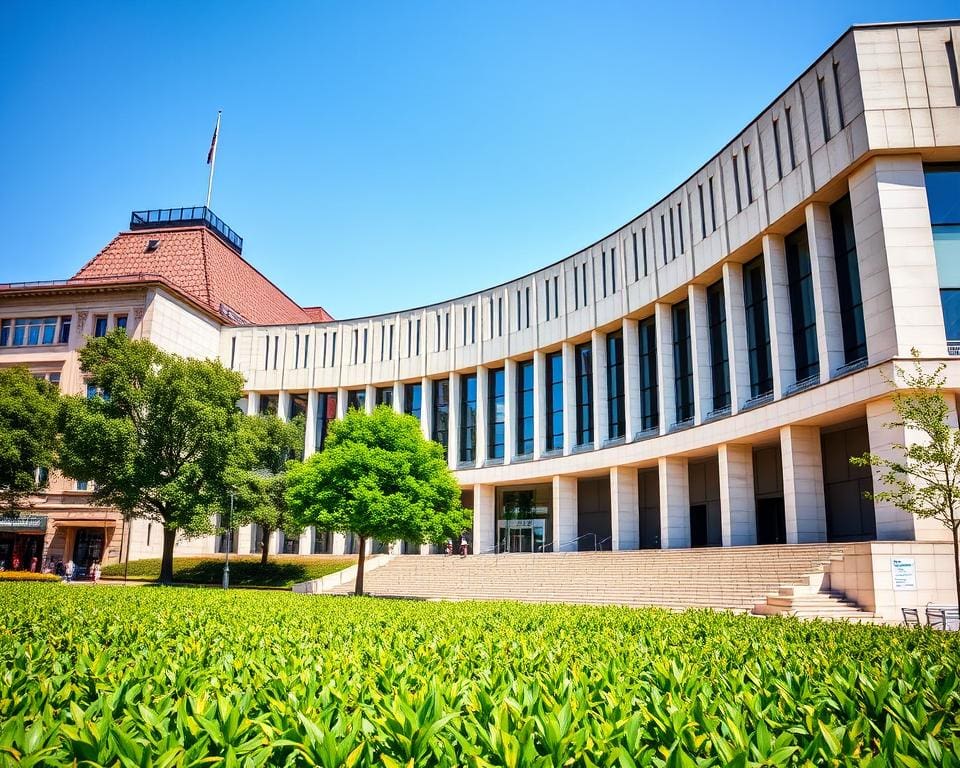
top-left (497, 519), bottom-right (546, 552)
top-left (73, 529), bottom-right (104, 568)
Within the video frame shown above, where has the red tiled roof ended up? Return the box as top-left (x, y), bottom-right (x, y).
top-left (70, 227), bottom-right (328, 325)
top-left (303, 306), bottom-right (334, 322)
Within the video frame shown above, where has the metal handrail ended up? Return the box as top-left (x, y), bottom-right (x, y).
top-left (537, 532), bottom-right (598, 553)
top-left (596, 536), bottom-right (612, 551)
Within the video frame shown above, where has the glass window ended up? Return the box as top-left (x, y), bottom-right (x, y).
top-left (926, 165), bottom-right (960, 225)
top-left (638, 317), bottom-right (659, 432)
top-left (926, 166), bottom-right (960, 345)
top-left (487, 368), bottom-right (505, 459)
top-left (706, 280), bottom-right (730, 410)
top-left (785, 225), bottom-right (820, 382)
top-left (76, 480), bottom-right (88, 491)
top-left (575, 342), bottom-right (593, 446)
top-left (743, 257), bottom-right (773, 398)
top-left (259, 394), bottom-right (279, 416)
top-left (404, 382), bottom-right (422, 421)
top-left (315, 393), bottom-right (336, 451)
top-left (346, 389), bottom-right (365, 411)
top-left (459, 374), bottom-right (477, 463)
top-left (830, 195), bottom-right (867, 363)
top-left (516, 361), bottom-right (534, 456)
top-left (375, 387), bottom-right (393, 407)
top-left (672, 301), bottom-right (694, 423)
top-left (606, 332), bottom-right (625, 439)
top-left (11, 317), bottom-right (57, 346)
top-left (58, 316), bottom-right (71, 344)
top-left (94, 316), bottom-right (108, 337)
top-left (115, 315), bottom-right (128, 333)
top-left (432, 379), bottom-right (449, 449)
top-left (0, 320), bottom-right (9, 346)
top-left (545, 352), bottom-right (563, 451)
top-left (288, 393), bottom-right (307, 420)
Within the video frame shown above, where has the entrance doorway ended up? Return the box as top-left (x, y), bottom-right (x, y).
top-left (497, 519), bottom-right (546, 553)
top-left (73, 529), bottom-right (104, 569)
top-left (756, 497), bottom-right (787, 544)
top-left (690, 504), bottom-right (708, 547)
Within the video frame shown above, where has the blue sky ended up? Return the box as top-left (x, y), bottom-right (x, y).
top-left (1, 1), bottom-right (956, 318)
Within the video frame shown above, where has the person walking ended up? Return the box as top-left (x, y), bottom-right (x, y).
top-left (460, 534), bottom-right (469, 557)
top-left (91, 561), bottom-right (101, 584)
top-left (64, 559), bottom-right (75, 582)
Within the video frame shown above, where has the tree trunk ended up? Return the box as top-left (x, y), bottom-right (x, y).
top-left (159, 526), bottom-right (177, 584)
top-left (354, 536), bottom-right (367, 596)
top-left (953, 523), bottom-right (960, 609)
top-left (261, 527), bottom-right (272, 566)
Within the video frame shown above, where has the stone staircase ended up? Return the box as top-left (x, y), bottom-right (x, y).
top-left (754, 582), bottom-right (883, 622)
top-left (322, 544), bottom-right (879, 619)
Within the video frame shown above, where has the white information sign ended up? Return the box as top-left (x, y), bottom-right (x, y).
top-left (891, 557), bottom-right (916, 590)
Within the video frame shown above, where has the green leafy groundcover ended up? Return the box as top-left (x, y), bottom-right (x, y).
top-left (2, 585), bottom-right (959, 767)
top-left (100, 555), bottom-right (354, 588)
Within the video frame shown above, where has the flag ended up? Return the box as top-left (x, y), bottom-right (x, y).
top-left (207, 111), bottom-right (221, 165)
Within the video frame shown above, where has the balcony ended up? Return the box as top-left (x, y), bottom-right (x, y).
top-left (130, 206), bottom-right (243, 253)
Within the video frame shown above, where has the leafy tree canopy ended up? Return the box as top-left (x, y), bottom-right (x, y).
top-left (226, 413), bottom-right (306, 562)
top-left (0, 366), bottom-right (60, 516)
top-left (57, 330), bottom-right (244, 581)
top-left (287, 406), bottom-right (470, 593)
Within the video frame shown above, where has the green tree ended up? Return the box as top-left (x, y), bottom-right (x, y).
top-left (0, 366), bottom-right (60, 516)
top-left (227, 413), bottom-right (305, 564)
top-left (287, 405), bottom-right (470, 595)
top-left (851, 350), bottom-right (960, 606)
top-left (58, 330), bottom-right (244, 583)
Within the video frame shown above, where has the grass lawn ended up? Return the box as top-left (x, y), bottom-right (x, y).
top-left (100, 554), bottom-right (354, 588)
top-left (2, 584), bottom-right (959, 766)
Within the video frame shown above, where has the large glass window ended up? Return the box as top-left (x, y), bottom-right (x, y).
top-left (545, 352), bottom-right (563, 451)
top-left (785, 225), bottom-right (819, 381)
top-left (575, 342), bottom-right (593, 446)
top-left (743, 256), bottom-right (773, 398)
top-left (638, 317), bottom-right (658, 431)
top-left (459, 374), bottom-right (477, 463)
top-left (345, 390), bottom-right (365, 411)
top-left (7, 317), bottom-right (58, 346)
top-left (403, 382), bottom-right (422, 420)
top-left (315, 392), bottom-right (336, 451)
top-left (259, 394), bottom-right (279, 416)
top-left (94, 316), bottom-right (108, 337)
top-left (672, 302), bottom-right (694, 423)
top-left (606, 331), bottom-right (625, 439)
top-left (288, 393), bottom-right (307, 420)
top-left (926, 165), bottom-right (960, 347)
top-left (516, 361), bottom-right (534, 456)
top-left (431, 379), bottom-right (449, 449)
top-left (487, 368), bottom-right (505, 459)
top-left (375, 387), bottom-right (393, 407)
top-left (706, 280), bottom-right (730, 410)
top-left (830, 195), bottom-right (867, 364)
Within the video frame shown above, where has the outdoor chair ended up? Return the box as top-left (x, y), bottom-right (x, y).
top-left (925, 604), bottom-right (960, 631)
top-left (902, 607), bottom-right (920, 627)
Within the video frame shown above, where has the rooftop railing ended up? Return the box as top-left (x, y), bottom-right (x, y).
top-left (130, 206), bottom-right (243, 253)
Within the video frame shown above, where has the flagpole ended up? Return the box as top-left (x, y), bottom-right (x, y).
top-left (205, 110), bottom-right (221, 209)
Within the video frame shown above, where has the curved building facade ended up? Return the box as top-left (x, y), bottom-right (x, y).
top-left (222, 20), bottom-right (960, 555)
top-left (2, 20), bottom-right (960, 574)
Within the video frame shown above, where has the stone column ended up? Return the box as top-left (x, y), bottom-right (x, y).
top-left (561, 342), bottom-right (576, 454)
top-left (655, 302), bottom-right (675, 433)
top-left (331, 533), bottom-right (346, 556)
top-left (762, 233), bottom-right (795, 398)
top-left (591, 329), bottom-right (608, 447)
top-left (610, 466), bottom-right (639, 550)
top-left (866, 396), bottom-right (953, 541)
top-left (392, 382), bottom-right (403, 413)
top-left (848, 155), bottom-right (946, 362)
top-left (658, 456), bottom-right (690, 548)
top-left (622, 318), bottom-right (640, 442)
top-left (447, 372), bottom-right (460, 469)
top-left (473, 484), bottom-right (496, 553)
top-left (805, 202), bottom-right (845, 380)
top-left (277, 391), bottom-right (291, 422)
top-left (475, 365), bottom-right (488, 468)
top-left (335, 387), bottom-right (347, 419)
top-left (364, 385), bottom-right (375, 414)
top-left (246, 393), bottom-right (260, 416)
top-left (718, 443), bottom-right (756, 546)
top-left (688, 284), bottom-right (711, 422)
top-left (503, 359), bottom-right (516, 464)
top-left (420, 376), bottom-right (432, 441)
top-left (780, 425), bottom-right (827, 543)
top-left (552, 475), bottom-right (578, 552)
top-left (236, 524), bottom-right (252, 555)
top-left (723, 262), bottom-right (750, 414)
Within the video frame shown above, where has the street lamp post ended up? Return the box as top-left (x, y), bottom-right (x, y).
top-left (223, 488), bottom-right (235, 590)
